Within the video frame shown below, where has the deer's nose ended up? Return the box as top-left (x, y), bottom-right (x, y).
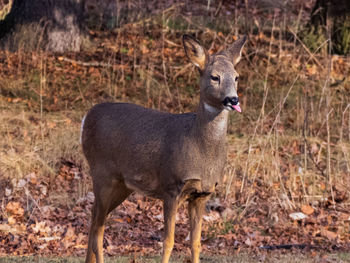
top-left (223, 96), bottom-right (241, 112)
top-left (224, 96), bottom-right (239, 106)
top-left (230, 97), bottom-right (239, 105)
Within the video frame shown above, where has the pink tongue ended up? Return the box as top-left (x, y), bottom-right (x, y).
top-left (232, 104), bottom-right (241, 112)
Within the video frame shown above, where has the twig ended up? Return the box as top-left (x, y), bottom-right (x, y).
top-left (173, 63), bottom-right (192, 80)
top-left (260, 244), bottom-right (319, 250)
top-left (24, 186), bottom-right (43, 214)
top-left (287, 26), bottom-right (325, 71)
top-left (161, 10), bottom-right (174, 108)
top-left (260, 12), bottom-right (276, 120)
top-left (325, 22), bottom-right (334, 209)
top-left (349, 108), bottom-right (350, 142)
top-left (340, 104), bottom-right (350, 143)
top-left (214, 0), bottom-right (223, 17)
top-left (244, 0), bottom-right (249, 34)
top-left (224, 166), bottom-right (235, 202)
top-left (303, 137), bottom-right (327, 178)
top-left (58, 57), bottom-right (113, 68)
top-left (180, 15), bottom-right (216, 36)
top-left (207, 0), bottom-right (211, 11)
top-left (114, 3), bottom-right (185, 31)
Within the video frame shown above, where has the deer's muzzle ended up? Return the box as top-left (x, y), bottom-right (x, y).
top-left (223, 97), bottom-right (241, 112)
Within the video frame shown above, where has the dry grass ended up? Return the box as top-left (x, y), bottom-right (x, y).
top-left (1, 252), bottom-right (350, 263)
top-left (0, 102), bottom-right (85, 181)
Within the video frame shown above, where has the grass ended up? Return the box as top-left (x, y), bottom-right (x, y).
top-left (1, 253), bottom-right (350, 263)
top-left (0, 105), bottom-right (85, 180)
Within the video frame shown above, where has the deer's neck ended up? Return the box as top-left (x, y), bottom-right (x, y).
top-left (191, 100), bottom-right (229, 144)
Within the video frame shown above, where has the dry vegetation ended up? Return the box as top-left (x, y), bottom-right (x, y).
top-left (0, 0), bottom-right (350, 260)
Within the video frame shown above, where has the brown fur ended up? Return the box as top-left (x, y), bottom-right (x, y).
top-left (82, 35), bottom-right (246, 263)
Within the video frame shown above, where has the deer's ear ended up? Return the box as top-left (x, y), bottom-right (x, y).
top-left (183, 35), bottom-right (207, 71)
top-left (227, 35), bottom-right (247, 65)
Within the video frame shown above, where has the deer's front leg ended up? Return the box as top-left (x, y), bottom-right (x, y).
top-left (188, 196), bottom-right (208, 263)
top-left (162, 196), bottom-right (178, 263)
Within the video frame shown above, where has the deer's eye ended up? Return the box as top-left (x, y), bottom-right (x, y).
top-left (235, 76), bottom-right (239, 82)
top-left (210, 75), bottom-right (220, 82)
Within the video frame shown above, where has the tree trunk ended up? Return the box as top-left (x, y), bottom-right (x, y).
top-left (0, 0), bottom-right (85, 52)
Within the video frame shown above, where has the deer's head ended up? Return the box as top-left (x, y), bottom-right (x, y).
top-left (183, 35), bottom-right (246, 113)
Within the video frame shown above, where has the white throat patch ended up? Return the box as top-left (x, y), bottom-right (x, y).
top-left (204, 102), bottom-right (219, 113)
top-left (203, 103), bottom-right (227, 136)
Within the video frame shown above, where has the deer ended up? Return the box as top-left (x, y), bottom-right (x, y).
top-left (82, 34), bottom-right (246, 263)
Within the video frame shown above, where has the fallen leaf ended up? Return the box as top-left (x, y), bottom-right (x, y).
top-left (289, 212), bottom-right (307, 220)
top-left (40, 185), bottom-right (48, 196)
top-left (48, 122), bottom-right (57, 129)
top-left (26, 173), bottom-right (38, 184)
top-left (321, 229), bottom-right (338, 240)
top-left (153, 214), bottom-right (163, 221)
top-left (74, 244), bottom-right (87, 249)
top-left (5, 188), bottom-right (11, 197)
top-left (6, 202), bottom-right (24, 217)
top-left (113, 218), bottom-right (124, 223)
top-left (38, 236), bottom-right (61, 241)
top-left (301, 205), bottom-right (314, 215)
top-left (32, 221), bottom-right (51, 235)
top-left (306, 64), bottom-right (317, 75)
top-left (245, 237), bottom-right (252, 246)
top-left (17, 179), bottom-right (26, 188)
top-left (8, 216), bottom-right (16, 225)
top-left (340, 213), bottom-right (350, 221)
top-left (203, 211), bottom-right (220, 222)
top-left (0, 224), bottom-right (11, 232)
top-left (38, 243), bottom-right (48, 250)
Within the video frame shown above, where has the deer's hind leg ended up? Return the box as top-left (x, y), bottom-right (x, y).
top-left (85, 171), bottom-right (132, 263)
